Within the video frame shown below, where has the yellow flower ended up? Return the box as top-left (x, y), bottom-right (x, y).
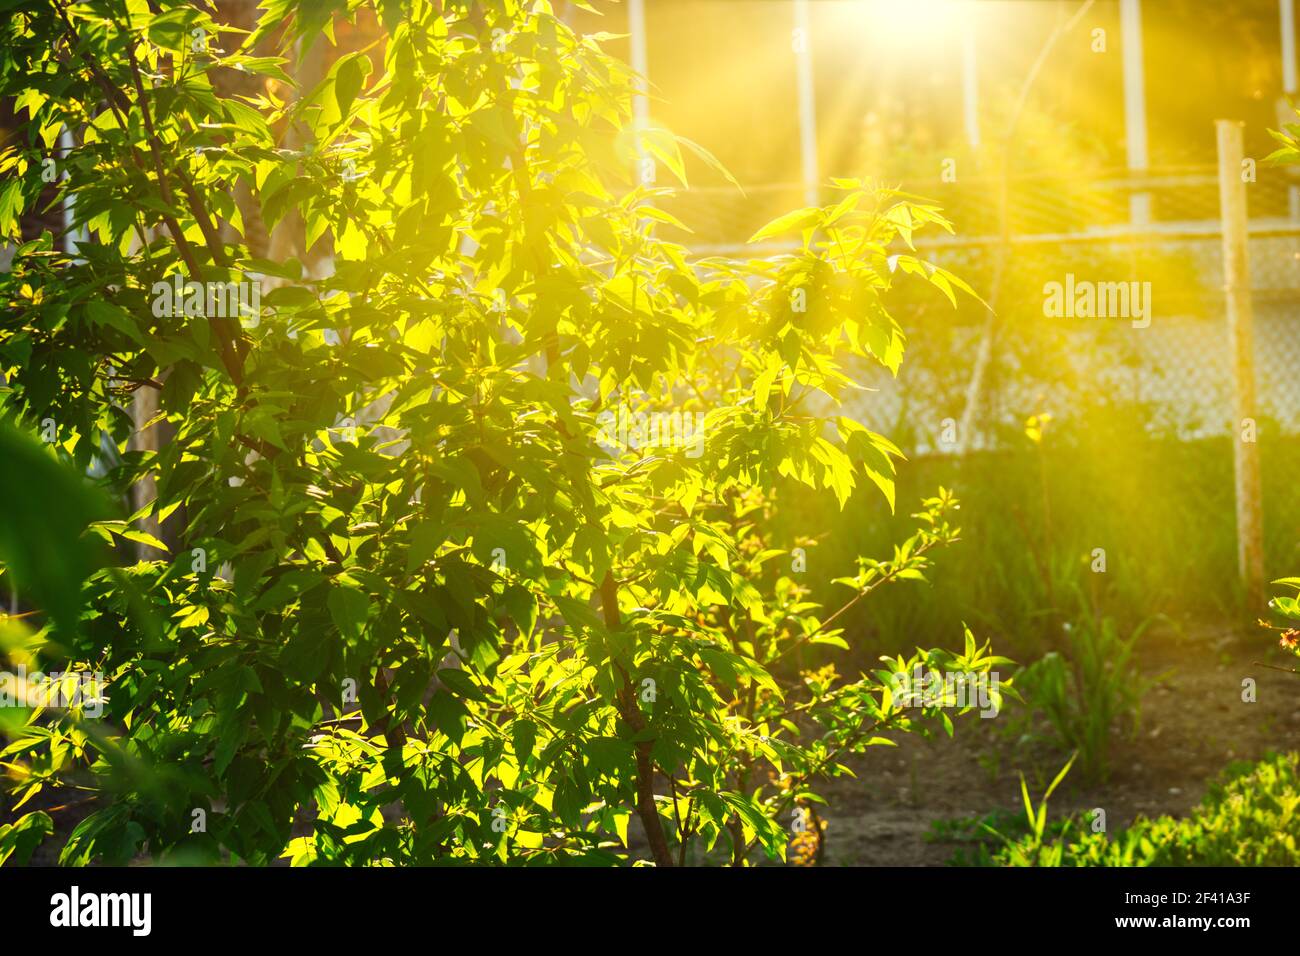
top-left (1024, 413), bottom-right (1052, 444)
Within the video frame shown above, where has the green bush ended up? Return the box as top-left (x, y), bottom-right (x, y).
top-left (976, 753), bottom-right (1300, 866)
top-left (0, 0), bottom-right (996, 867)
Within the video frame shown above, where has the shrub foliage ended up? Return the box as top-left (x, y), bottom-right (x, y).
top-left (0, 0), bottom-right (998, 865)
top-left (978, 753), bottom-right (1300, 867)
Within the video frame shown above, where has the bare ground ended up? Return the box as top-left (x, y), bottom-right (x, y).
top-left (816, 624), bottom-right (1300, 866)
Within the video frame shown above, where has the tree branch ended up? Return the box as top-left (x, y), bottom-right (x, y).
top-left (600, 570), bottom-right (674, 867)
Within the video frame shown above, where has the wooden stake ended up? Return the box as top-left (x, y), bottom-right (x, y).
top-left (1215, 119), bottom-right (1266, 608)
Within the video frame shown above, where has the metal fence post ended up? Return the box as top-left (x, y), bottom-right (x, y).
top-left (793, 0), bottom-right (819, 207)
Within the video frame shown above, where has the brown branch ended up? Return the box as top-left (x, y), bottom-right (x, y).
top-left (56, 0), bottom-right (246, 387)
top-left (120, 20), bottom-right (247, 383)
top-left (372, 666), bottom-right (407, 750)
top-left (1252, 660), bottom-right (1300, 676)
top-left (768, 533), bottom-right (953, 668)
top-left (123, 39), bottom-right (230, 271)
top-left (740, 709), bottom-right (906, 861)
top-left (600, 570), bottom-right (674, 867)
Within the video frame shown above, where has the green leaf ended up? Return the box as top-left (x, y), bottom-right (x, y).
top-left (0, 423), bottom-right (109, 637)
top-left (332, 52), bottom-right (372, 120)
top-left (112, 527), bottom-right (170, 553)
top-left (639, 127), bottom-right (689, 187)
top-left (0, 811), bottom-right (53, 866)
top-left (502, 584), bottom-right (537, 638)
top-left (437, 667), bottom-right (489, 703)
top-left (429, 690), bottom-right (469, 744)
top-left (512, 719), bottom-right (537, 765)
top-left (748, 206), bottom-right (820, 244)
top-left (328, 585), bottom-right (370, 644)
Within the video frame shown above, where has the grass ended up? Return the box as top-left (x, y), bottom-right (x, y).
top-left (779, 414), bottom-right (1300, 663)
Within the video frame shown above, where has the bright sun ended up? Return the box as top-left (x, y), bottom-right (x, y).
top-left (855, 0), bottom-right (965, 47)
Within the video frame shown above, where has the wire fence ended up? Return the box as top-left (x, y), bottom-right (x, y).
top-left (667, 169), bottom-right (1300, 451)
